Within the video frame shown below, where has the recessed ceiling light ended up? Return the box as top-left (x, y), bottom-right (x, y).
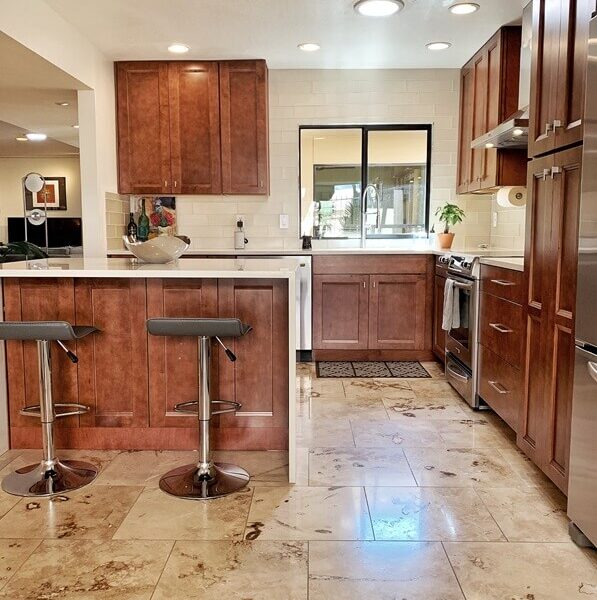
top-left (15, 136), bottom-right (28, 142)
top-left (426, 42), bottom-right (452, 51)
top-left (168, 43), bottom-right (189, 54)
top-left (449, 2), bottom-right (480, 14)
top-left (72, 124), bottom-right (80, 129)
top-left (354, 0), bottom-right (404, 17)
top-left (513, 128), bottom-right (525, 137)
top-left (485, 142), bottom-right (495, 148)
top-left (25, 133), bottom-right (47, 141)
top-left (55, 101), bottom-right (70, 107)
top-left (298, 42), bottom-right (321, 52)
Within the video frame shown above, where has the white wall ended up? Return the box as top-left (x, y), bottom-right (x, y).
top-left (0, 156), bottom-right (81, 242)
top-left (0, 0), bottom-right (117, 258)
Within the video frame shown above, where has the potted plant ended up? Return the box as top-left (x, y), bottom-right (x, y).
top-left (434, 203), bottom-right (466, 249)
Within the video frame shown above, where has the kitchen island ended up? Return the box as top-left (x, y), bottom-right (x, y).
top-left (0, 257), bottom-right (297, 480)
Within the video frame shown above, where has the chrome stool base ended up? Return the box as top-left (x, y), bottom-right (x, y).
top-left (159, 462), bottom-right (250, 500)
top-left (1, 459), bottom-right (98, 497)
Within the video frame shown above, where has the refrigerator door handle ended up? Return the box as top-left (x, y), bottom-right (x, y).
top-left (588, 362), bottom-right (597, 384)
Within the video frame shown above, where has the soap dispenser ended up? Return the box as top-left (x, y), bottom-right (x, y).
top-left (234, 219), bottom-right (248, 250)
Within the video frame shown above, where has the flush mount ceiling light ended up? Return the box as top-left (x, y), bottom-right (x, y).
top-left (513, 128), bottom-right (525, 136)
top-left (426, 41), bottom-right (452, 50)
top-left (485, 142), bottom-right (495, 148)
top-left (25, 132), bottom-right (47, 141)
top-left (168, 43), bottom-right (189, 54)
top-left (55, 101), bottom-right (69, 107)
top-left (354, 0), bottom-right (404, 17)
top-left (449, 2), bottom-right (480, 15)
top-left (15, 136), bottom-right (28, 142)
top-left (298, 42), bottom-right (321, 52)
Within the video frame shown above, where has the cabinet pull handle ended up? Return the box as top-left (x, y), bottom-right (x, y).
top-left (164, 180), bottom-right (168, 188)
top-left (545, 122), bottom-right (553, 136)
top-left (488, 380), bottom-right (509, 394)
top-left (551, 166), bottom-right (562, 178)
top-left (363, 281), bottom-right (366, 288)
top-left (372, 280), bottom-right (376, 288)
top-left (174, 180), bottom-right (178, 188)
top-left (489, 323), bottom-right (513, 334)
top-left (552, 119), bottom-right (562, 130)
top-left (541, 168), bottom-right (551, 180)
top-left (490, 279), bottom-right (515, 286)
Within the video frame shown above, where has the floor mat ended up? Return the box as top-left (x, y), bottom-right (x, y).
top-left (316, 361), bottom-right (431, 378)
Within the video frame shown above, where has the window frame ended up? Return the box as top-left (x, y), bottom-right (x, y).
top-left (298, 123), bottom-right (433, 240)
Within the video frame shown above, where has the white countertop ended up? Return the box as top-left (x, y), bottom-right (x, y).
top-left (0, 257), bottom-right (301, 279)
top-left (480, 256), bottom-right (525, 272)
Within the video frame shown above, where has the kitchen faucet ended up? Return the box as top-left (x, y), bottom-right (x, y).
top-left (361, 183), bottom-right (381, 247)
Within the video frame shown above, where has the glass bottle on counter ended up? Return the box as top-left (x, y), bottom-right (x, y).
top-left (137, 199), bottom-right (150, 241)
top-left (127, 212), bottom-right (138, 240)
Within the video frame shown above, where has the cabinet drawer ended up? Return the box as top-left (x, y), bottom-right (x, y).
top-left (480, 265), bottom-right (525, 304)
top-left (479, 292), bottom-right (525, 368)
top-left (478, 344), bottom-right (521, 432)
top-left (313, 255), bottom-right (429, 275)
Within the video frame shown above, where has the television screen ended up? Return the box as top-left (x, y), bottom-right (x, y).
top-left (7, 217), bottom-right (83, 248)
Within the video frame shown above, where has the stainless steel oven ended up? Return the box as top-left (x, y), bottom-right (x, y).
top-left (445, 272), bottom-right (477, 368)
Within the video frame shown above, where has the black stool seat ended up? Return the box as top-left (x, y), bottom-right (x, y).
top-left (147, 318), bottom-right (252, 338)
top-left (0, 321), bottom-right (97, 341)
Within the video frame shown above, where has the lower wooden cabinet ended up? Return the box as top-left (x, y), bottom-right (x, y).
top-left (519, 145), bottom-right (582, 494)
top-left (312, 255), bottom-right (433, 360)
top-left (3, 277), bottom-right (289, 451)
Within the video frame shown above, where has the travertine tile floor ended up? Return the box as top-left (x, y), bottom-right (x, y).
top-left (0, 361), bottom-right (595, 598)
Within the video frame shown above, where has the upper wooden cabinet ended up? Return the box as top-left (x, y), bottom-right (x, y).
top-left (220, 61), bottom-right (270, 195)
top-left (116, 59), bottom-right (269, 195)
top-left (456, 27), bottom-right (527, 194)
top-left (528, 0), bottom-right (595, 158)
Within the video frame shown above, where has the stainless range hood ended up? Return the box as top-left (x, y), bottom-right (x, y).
top-left (471, 1), bottom-right (532, 150)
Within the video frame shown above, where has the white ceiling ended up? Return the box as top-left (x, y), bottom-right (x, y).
top-left (44, 0), bottom-right (525, 69)
top-left (0, 32), bottom-right (84, 151)
top-left (0, 120), bottom-right (79, 158)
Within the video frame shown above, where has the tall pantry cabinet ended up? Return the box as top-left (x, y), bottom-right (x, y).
top-left (520, 0), bottom-right (594, 494)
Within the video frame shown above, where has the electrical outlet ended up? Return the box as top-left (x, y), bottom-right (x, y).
top-left (279, 214), bottom-right (289, 229)
top-left (492, 212), bottom-right (498, 228)
top-left (236, 214), bottom-right (244, 225)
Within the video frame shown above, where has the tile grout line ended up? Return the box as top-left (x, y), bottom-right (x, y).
top-left (440, 541), bottom-right (468, 600)
top-left (401, 446), bottom-right (420, 487)
top-left (242, 485), bottom-right (256, 540)
top-left (362, 486), bottom-right (376, 541)
top-left (0, 538), bottom-right (43, 593)
top-left (470, 486), bottom-right (510, 543)
top-left (148, 539), bottom-right (176, 600)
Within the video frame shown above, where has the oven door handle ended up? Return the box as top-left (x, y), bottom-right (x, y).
top-left (451, 280), bottom-right (473, 291)
top-left (447, 363), bottom-right (469, 382)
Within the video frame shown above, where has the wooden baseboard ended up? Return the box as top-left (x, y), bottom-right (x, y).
top-left (312, 349), bottom-right (435, 361)
top-left (10, 426), bottom-right (289, 451)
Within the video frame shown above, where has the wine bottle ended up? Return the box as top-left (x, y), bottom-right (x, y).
top-left (137, 199), bottom-right (150, 241)
top-left (127, 212), bottom-right (138, 239)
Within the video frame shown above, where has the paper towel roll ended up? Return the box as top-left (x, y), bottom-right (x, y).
top-left (496, 186), bottom-right (527, 208)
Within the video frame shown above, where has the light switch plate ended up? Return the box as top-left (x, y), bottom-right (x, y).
top-left (279, 214), bottom-right (289, 229)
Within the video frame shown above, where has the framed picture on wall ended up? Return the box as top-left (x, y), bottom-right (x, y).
top-left (25, 177), bottom-right (67, 211)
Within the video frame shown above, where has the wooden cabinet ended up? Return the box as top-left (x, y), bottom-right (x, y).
top-left (457, 27), bottom-right (527, 194)
top-left (312, 255), bottom-right (433, 360)
top-left (116, 59), bottom-right (269, 195)
top-left (168, 62), bottom-right (222, 194)
top-left (75, 279), bottom-right (149, 428)
top-left (116, 62), bottom-right (171, 195)
top-left (220, 60), bottom-right (269, 195)
top-left (528, 0), bottom-right (595, 157)
top-left (520, 145), bottom-right (582, 493)
top-left (433, 270), bottom-right (447, 362)
top-left (478, 265), bottom-right (526, 433)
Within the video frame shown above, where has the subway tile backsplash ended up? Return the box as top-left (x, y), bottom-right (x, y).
top-left (105, 69), bottom-right (525, 253)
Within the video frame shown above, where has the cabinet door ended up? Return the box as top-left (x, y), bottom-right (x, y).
top-left (456, 65), bottom-right (474, 194)
top-left (75, 279), bottom-right (149, 428)
top-left (220, 60), bottom-right (269, 195)
top-left (146, 279), bottom-right (218, 427)
top-left (469, 51), bottom-right (488, 191)
top-left (369, 274), bottom-right (427, 350)
top-left (519, 154), bottom-right (554, 463)
top-left (553, 0), bottom-right (594, 151)
top-left (433, 274), bottom-right (446, 362)
top-left (168, 62), bottom-right (222, 195)
top-left (3, 278), bottom-right (79, 429)
top-left (542, 146), bottom-right (582, 492)
top-left (216, 279), bottom-right (288, 443)
top-left (116, 62), bottom-right (172, 194)
top-left (529, 0), bottom-right (562, 157)
top-left (313, 275), bottom-right (369, 350)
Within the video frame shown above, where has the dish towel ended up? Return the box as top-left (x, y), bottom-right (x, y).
top-left (442, 278), bottom-right (461, 331)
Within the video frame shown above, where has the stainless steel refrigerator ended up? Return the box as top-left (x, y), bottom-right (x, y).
top-left (568, 14), bottom-right (597, 549)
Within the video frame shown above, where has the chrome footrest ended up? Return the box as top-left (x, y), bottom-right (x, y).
top-left (20, 403), bottom-right (90, 419)
top-left (173, 399), bottom-right (242, 416)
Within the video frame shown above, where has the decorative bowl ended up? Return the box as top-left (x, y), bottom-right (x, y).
top-left (123, 235), bottom-right (189, 263)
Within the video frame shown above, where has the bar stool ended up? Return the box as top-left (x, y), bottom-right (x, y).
top-left (0, 321), bottom-right (99, 497)
top-left (147, 317), bottom-right (252, 499)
